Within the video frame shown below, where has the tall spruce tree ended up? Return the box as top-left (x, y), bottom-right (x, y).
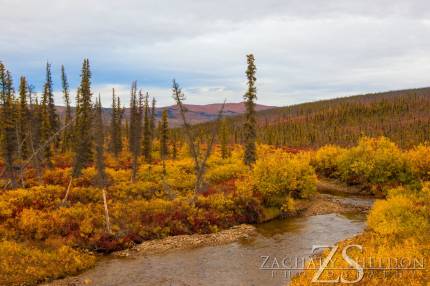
top-left (109, 88), bottom-right (123, 156)
top-left (41, 83), bottom-right (52, 167)
top-left (0, 64), bottom-right (18, 188)
top-left (44, 62), bottom-right (60, 140)
top-left (18, 76), bottom-right (30, 159)
top-left (128, 82), bottom-right (142, 182)
top-left (61, 65), bottom-right (73, 152)
top-left (110, 89), bottom-right (117, 154)
top-left (94, 95), bottom-right (107, 188)
top-left (72, 59), bottom-right (93, 177)
top-left (31, 95), bottom-right (43, 177)
top-left (142, 93), bottom-right (152, 163)
top-left (150, 97), bottom-right (156, 141)
top-left (117, 97), bottom-right (123, 152)
top-left (243, 54), bottom-right (257, 166)
top-left (160, 109), bottom-right (169, 160)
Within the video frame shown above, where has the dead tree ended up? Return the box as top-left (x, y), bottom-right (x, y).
top-left (172, 80), bottom-right (225, 203)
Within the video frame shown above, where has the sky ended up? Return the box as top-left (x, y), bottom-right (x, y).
top-left (2, 0), bottom-right (430, 107)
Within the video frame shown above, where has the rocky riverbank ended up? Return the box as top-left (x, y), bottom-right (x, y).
top-left (113, 224), bottom-right (257, 257)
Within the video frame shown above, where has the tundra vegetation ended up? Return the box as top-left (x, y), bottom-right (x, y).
top-left (0, 58), bottom-right (429, 285)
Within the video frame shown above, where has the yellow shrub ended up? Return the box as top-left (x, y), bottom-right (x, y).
top-left (205, 162), bottom-right (246, 184)
top-left (407, 143), bottom-right (430, 181)
top-left (368, 184), bottom-right (430, 237)
top-left (197, 193), bottom-right (235, 211)
top-left (337, 137), bottom-right (414, 193)
top-left (312, 145), bottom-right (346, 177)
top-left (0, 185), bottom-right (64, 219)
top-left (0, 241), bottom-right (95, 286)
top-left (253, 150), bottom-right (316, 206)
top-left (43, 168), bottom-right (71, 186)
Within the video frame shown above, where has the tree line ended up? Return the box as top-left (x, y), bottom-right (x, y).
top-left (0, 54), bottom-right (259, 191)
top-left (0, 60), bottom-right (166, 190)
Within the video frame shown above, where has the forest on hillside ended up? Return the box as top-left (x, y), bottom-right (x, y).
top-left (197, 87), bottom-right (430, 149)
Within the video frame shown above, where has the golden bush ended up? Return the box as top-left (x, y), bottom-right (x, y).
top-left (368, 184), bottom-right (430, 237)
top-left (252, 149), bottom-right (316, 206)
top-left (337, 137), bottom-right (414, 193)
top-left (0, 241), bottom-right (95, 286)
top-left (407, 143), bottom-right (430, 181)
top-left (311, 144), bottom-right (346, 177)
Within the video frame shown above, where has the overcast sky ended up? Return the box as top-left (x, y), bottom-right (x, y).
top-left (2, 0), bottom-right (430, 107)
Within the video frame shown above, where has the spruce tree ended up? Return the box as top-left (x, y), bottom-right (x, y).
top-left (128, 82), bottom-right (138, 154)
top-left (17, 76), bottom-right (30, 159)
top-left (117, 96), bottom-right (123, 153)
top-left (160, 109), bottom-right (169, 160)
top-left (0, 62), bottom-right (6, 101)
top-left (150, 97), bottom-right (156, 141)
top-left (142, 93), bottom-right (152, 163)
top-left (219, 118), bottom-right (230, 159)
top-left (243, 54), bottom-right (257, 166)
top-left (44, 62), bottom-right (60, 140)
top-left (128, 82), bottom-right (142, 181)
top-left (72, 59), bottom-right (93, 177)
top-left (94, 95), bottom-right (107, 187)
top-left (41, 83), bottom-right (52, 167)
top-left (31, 95), bottom-right (43, 177)
top-left (109, 88), bottom-right (122, 156)
top-left (110, 89), bottom-right (117, 154)
top-left (61, 65), bottom-right (73, 152)
top-left (0, 64), bottom-right (18, 188)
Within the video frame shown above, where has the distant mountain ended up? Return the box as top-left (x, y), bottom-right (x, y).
top-left (157, 103), bottom-right (274, 126)
top-left (56, 102), bottom-right (275, 126)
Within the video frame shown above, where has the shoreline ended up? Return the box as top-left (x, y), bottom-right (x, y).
top-left (42, 224), bottom-right (258, 286)
top-left (43, 189), bottom-right (371, 286)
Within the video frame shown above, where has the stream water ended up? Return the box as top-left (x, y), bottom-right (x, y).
top-left (65, 195), bottom-right (373, 286)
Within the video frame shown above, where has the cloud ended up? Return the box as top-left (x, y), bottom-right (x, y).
top-left (2, 0), bottom-right (430, 107)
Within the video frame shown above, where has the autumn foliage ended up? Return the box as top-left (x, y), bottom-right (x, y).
top-left (1, 137), bottom-right (429, 285)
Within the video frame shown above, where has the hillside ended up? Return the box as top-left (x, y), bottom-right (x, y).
top-left (196, 87), bottom-right (430, 148)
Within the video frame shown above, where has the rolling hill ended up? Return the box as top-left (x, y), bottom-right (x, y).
top-left (195, 87), bottom-right (430, 148)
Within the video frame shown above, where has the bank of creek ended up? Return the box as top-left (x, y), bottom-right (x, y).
top-left (45, 185), bottom-right (375, 286)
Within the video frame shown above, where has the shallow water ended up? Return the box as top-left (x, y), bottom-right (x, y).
top-left (73, 203), bottom-right (370, 286)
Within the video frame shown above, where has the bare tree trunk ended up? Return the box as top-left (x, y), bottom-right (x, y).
top-left (172, 80), bottom-right (226, 204)
top-left (102, 188), bottom-right (112, 234)
top-left (62, 177), bottom-right (73, 205)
